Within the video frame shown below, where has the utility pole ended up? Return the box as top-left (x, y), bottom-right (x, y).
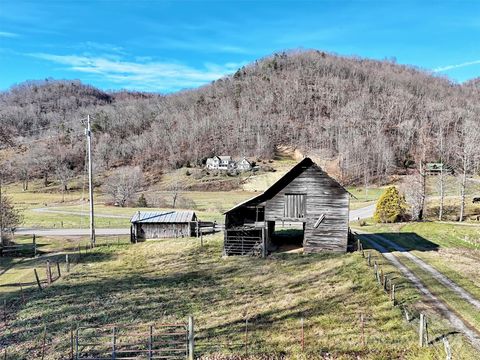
top-left (0, 174), bottom-right (3, 246)
top-left (86, 115), bottom-right (96, 247)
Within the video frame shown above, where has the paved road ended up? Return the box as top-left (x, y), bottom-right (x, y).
top-left (19, 202), bottom-right (374, 237)
top-left (349, 203), bottom-right (375, 221)
top-left (16, 228), bottom-right (130, 236)
top-left (359, 232), bottom-right (480, 350)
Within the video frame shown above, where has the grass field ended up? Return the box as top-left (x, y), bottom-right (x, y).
top-left (353, 221), bottom-right (480, 355)
top-left (1, 234), bottom-right (462, 359)
top-left (4, 163), bottom-right (388, 229)
top-left (0, 235), bottom-right (130, 296)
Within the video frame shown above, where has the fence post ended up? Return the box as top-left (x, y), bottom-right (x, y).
top-left (33, 234), bottom-right (36, 257)
top-left (261, 227), bottom-right (266, 259)
top-left (357, 239), bottom-right (361, 252)
top-left (360, 313), bottom-right (365, 347)
top-left (34, 269), bottom-right (42, 290)
top-left (66, 254), bottom-right (70, 273)
top-left (443, 336), bottom-right (452, 360)
top-left (75, 328), bottom-right (79, 360)
top-left (56, 262), bottom-right (61, 279)
top-left (70, 328), bottom-right (74, 360)
top-left (46, 260), bottom-right (52, 285)
top-left (391, 284), bottom-right (396, 305)
top-left (419, 313), bottom-right (425, 347)
top-left (300, 317), bottom-right (304, 351)
top-left (244, 318), bottom-right (248, 356)
top-left (20, 285), bottom-right (25, 304)
top-left (188, 316), bottom-right (194, 360)
top-left (112, 326), bottom-right (116, 360)
top-left (149, 325), bottom-right (153, 360)
top-left (41, 324), bottom-right (46, 360)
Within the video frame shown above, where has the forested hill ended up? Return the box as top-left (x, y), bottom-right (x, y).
top-left (1, 50), bottom-right (479, 185)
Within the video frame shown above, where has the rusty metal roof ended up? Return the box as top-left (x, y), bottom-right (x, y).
top-left (130, 210), bottom-right (196, 224)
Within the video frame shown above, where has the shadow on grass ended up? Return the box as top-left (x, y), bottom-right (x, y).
top-left (360, 232), bottom-right (440, 252)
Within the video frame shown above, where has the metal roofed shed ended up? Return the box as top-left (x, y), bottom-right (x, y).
top-left (130, 210), bottom-right (198, 242)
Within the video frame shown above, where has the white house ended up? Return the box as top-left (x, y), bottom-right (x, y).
top-left (237, 157), bottom-right (252, 171)
top-left (206, 156), bottom-right (236, 170)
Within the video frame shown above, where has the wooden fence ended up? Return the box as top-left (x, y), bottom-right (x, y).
top-left (0, 235), bottom-right (37, 257)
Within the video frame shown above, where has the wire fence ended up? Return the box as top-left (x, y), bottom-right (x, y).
top-left (1, 236), bottom-right (478, 359)
top-left (356, 239), bottom-right (477, 360)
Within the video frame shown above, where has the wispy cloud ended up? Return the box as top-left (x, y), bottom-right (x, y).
top-left (77, 41), bottom-right (126, 55)
top-left (0, 31), bottom-right (19, 38)
top-left (141, 38), bottom-right (251, 55)
top-left (433, 60), bottom-right (480, 72)
top-left (28, 52), bottom-right (245, 92)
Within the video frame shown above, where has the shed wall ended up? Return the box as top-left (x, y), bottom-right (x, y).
top-left (136, 223), bottom-right (194, 240)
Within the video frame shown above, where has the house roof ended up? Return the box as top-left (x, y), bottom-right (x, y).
top-left (426, 163), bottom-right (447, 170)
top-left (218, 156), bottom-right (232, 161)
top-left (224, 157), bottom-right (350, 214)
top-left (131, 210), bottom-right (196, 224)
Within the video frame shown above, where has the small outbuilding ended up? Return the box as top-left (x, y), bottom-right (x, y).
top-left (130, 210), bottom-right (198, 242)
top-left (224, 157), bottom-right (350, 256)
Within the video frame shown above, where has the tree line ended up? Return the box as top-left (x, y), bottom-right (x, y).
top-left (0, 50), bottom-right (479, 191)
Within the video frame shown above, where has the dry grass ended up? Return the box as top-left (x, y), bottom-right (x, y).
top-left (1, 235), bottom-right (438, 359)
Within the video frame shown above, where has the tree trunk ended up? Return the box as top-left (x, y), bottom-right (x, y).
top-left (459, 167), bottom-right (467, 222)
top-left (438, 168), bottom-right (444, 221)
top-left (418, 162), bottom-right (426, 221)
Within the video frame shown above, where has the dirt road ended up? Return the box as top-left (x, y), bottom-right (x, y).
top-left (358, 232), bottom-right (480, 350)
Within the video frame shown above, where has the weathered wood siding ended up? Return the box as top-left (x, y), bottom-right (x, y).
top-left (265, 166), bottom-right (349, 252)
top-left (136, 223), bottom-right (194, 240)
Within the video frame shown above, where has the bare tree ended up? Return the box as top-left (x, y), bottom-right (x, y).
top-left (402, 174), bottom-right (424, 221)
top-left (103, 166), bottom-right (144, 207)
top-left (168, 180), bottom-right (184, 209)
top-left (455, 116), bottom-right (480, 221)
top-left (55, 163), bottom-right (75, 202)
top-left (435, 111), bottom-right (451, 221)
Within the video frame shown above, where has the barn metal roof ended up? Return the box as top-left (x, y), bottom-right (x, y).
top-left (130, 210), bottom-right (196, 224)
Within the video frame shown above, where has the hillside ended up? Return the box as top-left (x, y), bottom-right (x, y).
top-left (1, 50), bottom-right (480, 186)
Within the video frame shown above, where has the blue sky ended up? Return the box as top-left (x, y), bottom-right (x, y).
top-left (0, 0), bottom-right (479, 93)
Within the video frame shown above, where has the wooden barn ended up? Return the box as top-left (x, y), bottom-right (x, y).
top-left (224, 158), bottom-right (350, 256)
top-left (130, 210), bottom-right (198, 242)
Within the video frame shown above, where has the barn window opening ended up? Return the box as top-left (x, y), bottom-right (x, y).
top-left (284, 193), bottom-right (306, 219)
